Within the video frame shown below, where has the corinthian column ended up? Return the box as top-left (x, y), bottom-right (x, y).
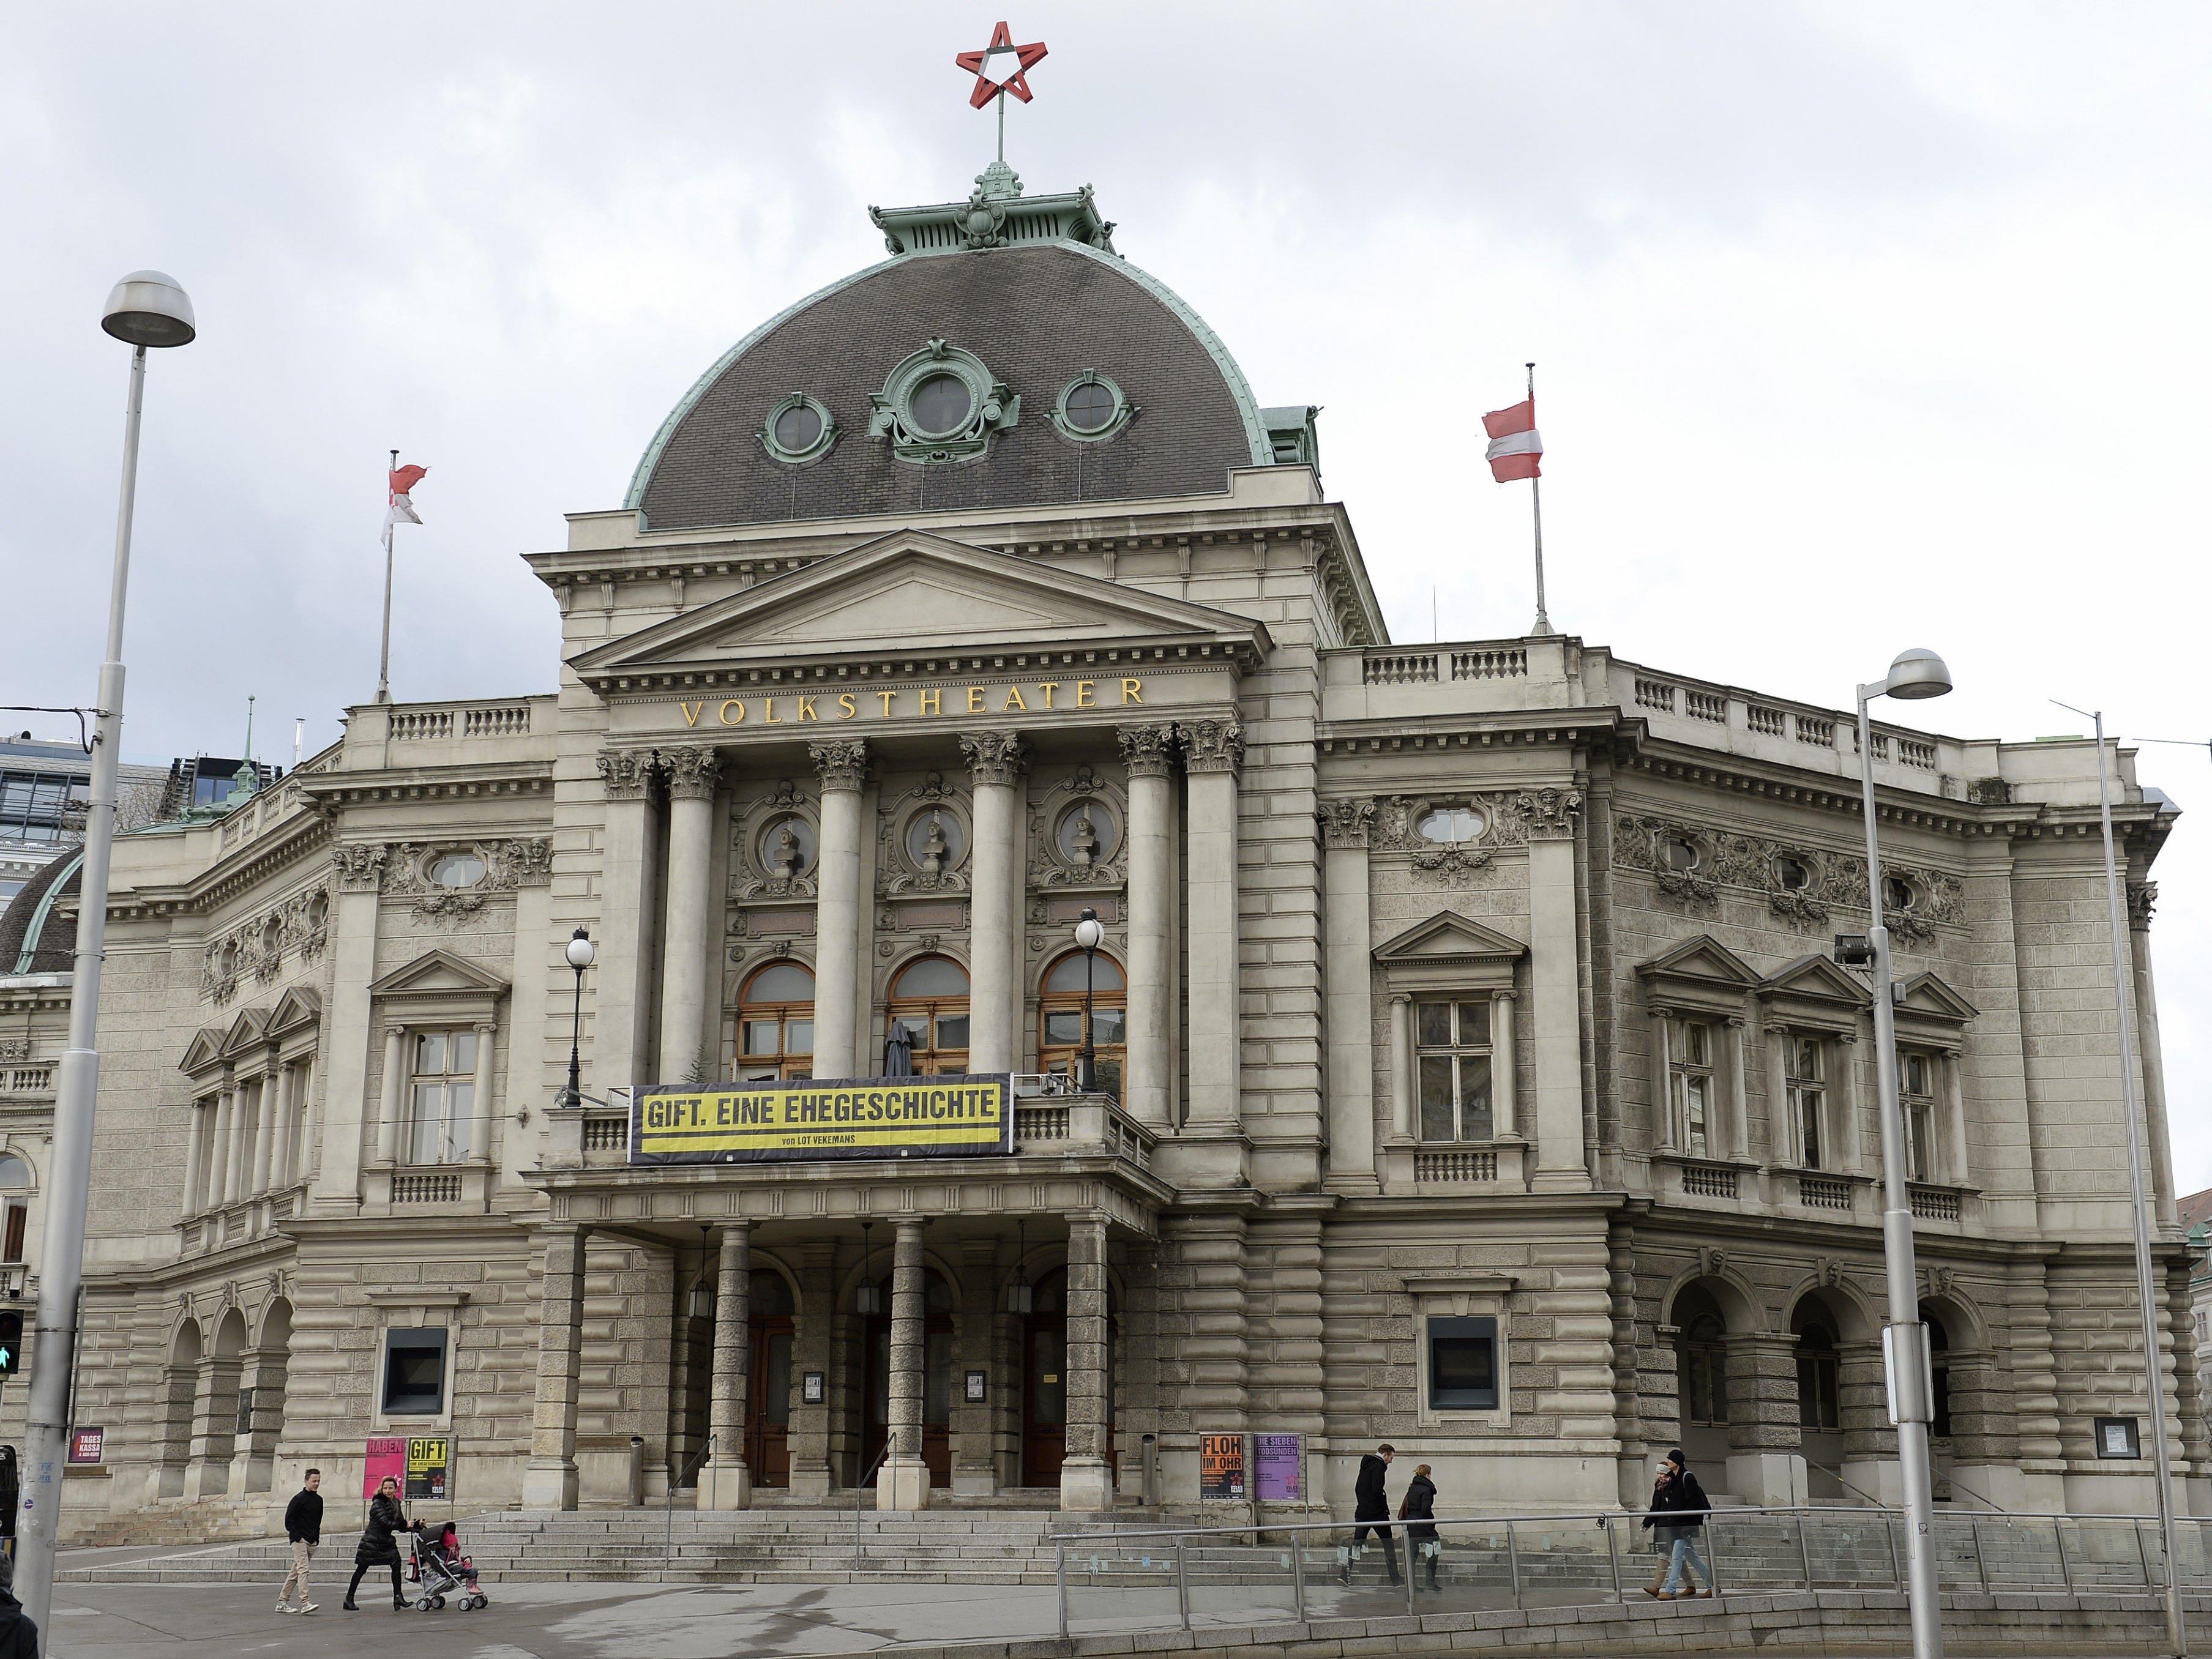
top-left (1519, 786), bottom-right (1591, 1191)
top-left (1320, 798), bottom-right (1377, 1180)
top-left (594, 748), bottom-right (661, 1092)
top-left (810, 740), bottom-right (869, 1079)
top-left (1120, 725), bottom-right (1178, 1125)
top-left (960, 732), bottom-right (1026, 1075)
top-left (658, 745), bottom-right (722, 1084)
top-left (1183, 718), bottom-right (1244, 1128)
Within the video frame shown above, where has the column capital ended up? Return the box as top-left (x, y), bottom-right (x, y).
top-left (1318, 797), bottom-right (1376, 849)
top-left (2129, 880), bottom-right (2158, 930)
top-left (809, 739), bottom-right (869, 793)
top-left (1493, 988), bottom-right (1518, 1004)
top-left (1117, 723), bottom-right (1176, 780)
top-left (597, 747), bottom-right (659, 800)
top-left (1515, 786), bottom-right (1583, 841)
top-left (664, 745), bottom-right (722, 800)
top-left (958, 731), bottom-right (1026, 787)
top-left (1389, 991), bottom-right (1411, 1007)
top-left (1180, 717), bottom-right (1244, 775)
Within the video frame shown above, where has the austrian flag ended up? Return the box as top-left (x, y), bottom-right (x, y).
top-left (384, 462), bottom-right (428, 550)
top-left (1482, 398), bottom-right (1542, 482)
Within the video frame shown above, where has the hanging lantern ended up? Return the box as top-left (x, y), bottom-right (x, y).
top-left (687, 1225), bottom-right (716, 1320)
top-left (855, 1220), bottom-right (883, 1316)
top-left (1006, 1219), bottom-right (1032, 1314)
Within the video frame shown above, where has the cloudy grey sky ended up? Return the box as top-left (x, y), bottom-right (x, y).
top-left (5, 3), bottom-right (2207, 1179)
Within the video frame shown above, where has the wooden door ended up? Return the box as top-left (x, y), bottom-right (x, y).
top-left (1021, 1309), bottom-right (1067, 1487)
top-left (747, 1316), bottom-right (793, 1486)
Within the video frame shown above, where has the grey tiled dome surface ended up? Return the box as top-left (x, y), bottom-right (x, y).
top-left (634, 244), bottom-right (1261, 531)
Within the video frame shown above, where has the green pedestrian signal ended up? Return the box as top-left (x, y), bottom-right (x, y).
top-left (0, 1310), bottom-right (21, 1376)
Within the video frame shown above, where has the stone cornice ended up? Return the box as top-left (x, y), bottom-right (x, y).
top-left (1317, 708), bottom-right (1623, 754)
top-left (583, 641), bottom-right (1261, 699)
top-left (295, 759), bottom-right (555, 811)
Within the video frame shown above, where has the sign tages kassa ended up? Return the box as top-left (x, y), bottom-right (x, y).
top-left (632, 1075), bottom-right (1014, 1165)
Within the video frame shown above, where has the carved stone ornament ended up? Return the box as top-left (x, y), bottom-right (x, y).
top-left (876, 780), bottom-right (970, 900)
top-left (1179, 718), bottom-right (1244, 775)
top-left (1515, 787), bottom-right (1583, 841)
top-left (2129, 881), bottom-right (2158, 929)
top-left (1614, 810), bottom-right (1964, 935)
top-left (332, 844), bottom-right (386, 892)
top-left (1697, 1247), bottom-right (1727, 1280)
top-left (958, 730), bottom-right (1026, 788)
top-left (1318, 798), bottom-right (1375, 850)
top-left (597, 748), bottom-right (658, 800)
top-left (201, 882), bottom-right (334, 1002)
top-left (731, 788), bottom-right (820, 903)
top-left (1372, 794), bottom-right (1532, 857)
top-left (1118, 723), bottom-right (1176, 780)
top-left (1411, 843), bottom-right (1493, 881)
top-left (809, 739), bottom-right (869, 793)
top-left (662, 745), bottom-right (722, 801)
top-left (491, 838), bottom-right (555, 889)
top-left (1030, 768), bottom-right (1127, 891)
top-left (354, 838), bottom-right (557, 920)
top-left (0, 1039), bottom-right (30, 1064)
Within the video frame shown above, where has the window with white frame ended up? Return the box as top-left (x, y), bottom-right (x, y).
top-left (406, 1031), bottom-right (476, 1165)
top-left (1669, 1018), bottom-right (1716, 1157)
top-left (1786, 1036), bottom-right (1826, 1170)
top-left (1900, 1051), bottom-right (1937, 1181)
top-left (1416, 1000), bottom-right (1493, 1142)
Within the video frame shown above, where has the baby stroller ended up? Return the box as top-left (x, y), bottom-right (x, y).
top-left (406, 1519), bottom-right (488, 1612)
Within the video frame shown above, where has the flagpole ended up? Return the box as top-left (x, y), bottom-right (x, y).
top-left (1526, 362), bottom-right (1550, 636)
top-left (376, 447), bottom-right (397, 704)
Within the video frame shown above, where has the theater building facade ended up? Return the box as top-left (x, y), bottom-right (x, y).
top-left (6, 169), bottom-right (2199, 1529)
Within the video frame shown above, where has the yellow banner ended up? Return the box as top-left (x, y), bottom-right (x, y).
top-left (632, 1075), bottom-right (1012, 1164)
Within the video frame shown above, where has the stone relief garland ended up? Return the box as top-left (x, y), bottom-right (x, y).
top-left (200, 882), bottom-right (332, 1004)
top-left (1613, 811), bottom-right (1963, 938)
top-left (0, 1039), bottom-right (31, 1064)
top-left (1356, 791), bottom-right (1541, 885)
top-left (381, 838), bottom-right (554, 920)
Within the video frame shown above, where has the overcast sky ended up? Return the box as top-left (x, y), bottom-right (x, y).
top-left (4, 3), bottom-right (2206, 1184)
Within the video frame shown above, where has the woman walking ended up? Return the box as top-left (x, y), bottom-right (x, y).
top-left (343, 1476), bottom-right (411, 1612)
top-left (1400, 1463), bottom-right (1442, 1593)
top-left (1639, 1450), bottom-right (1713, 1598)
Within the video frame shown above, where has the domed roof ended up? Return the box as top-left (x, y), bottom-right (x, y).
top-left (0, 849), bottom-right (81, 976)
top-left (627, 180), bottom-right (1280, 532)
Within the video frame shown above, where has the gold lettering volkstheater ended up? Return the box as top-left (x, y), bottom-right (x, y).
top-left (654, 679), bottom-right (1146, 735)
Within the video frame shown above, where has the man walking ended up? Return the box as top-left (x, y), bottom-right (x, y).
top-left (1340, 1442), bottom-right (1400, 1586)
top-left (276, 1467), bottom-right (323, 1614)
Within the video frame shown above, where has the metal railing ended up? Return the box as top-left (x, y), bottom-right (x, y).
top-left (1048, 1505), bottom-right (2212, 1642)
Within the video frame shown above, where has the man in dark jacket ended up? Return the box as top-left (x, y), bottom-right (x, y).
top-left (1340, 1443), bottom-right (1400, 1586)
top-left (1639, 1449), bottom-right (1713, 1598)
top-left (276, 1467), bottom-right (324, 1613)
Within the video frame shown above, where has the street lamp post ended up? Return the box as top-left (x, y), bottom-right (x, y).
top-left (1850, 646), bottom-right (1953, 1659)
top-left (559, 926), bottom-right (594, 1108)
top-left (1073, 906), bottom-right (1103, 1094)
top-left (17, 272), bottom-right (197, 1634)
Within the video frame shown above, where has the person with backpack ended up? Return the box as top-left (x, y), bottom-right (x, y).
top-left (1639, 1448), bottom-right (1713, 1598)
top-left (1399, 1463), bottom-right (1441, 1592)
top-left (1340, 1442), bottom-right (1401, 1587)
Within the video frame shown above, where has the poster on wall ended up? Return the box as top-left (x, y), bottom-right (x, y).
top-left (631, 1076), bottom-right (1013, 1165)
top-left (406, 1435), bottom-right (452, 1501)
top-left (1253, 1433), bottom-right (1302, 1502)
top-left (66, 1428), bottom-right (105, 1466)
top-left (1198, 1433), bottom-right (1246, 1502)
top-left (362, 1437), bottom-right (406, 1500)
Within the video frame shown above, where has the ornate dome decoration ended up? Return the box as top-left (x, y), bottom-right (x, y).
top-left (868, 338), bottom-right (1019, 466)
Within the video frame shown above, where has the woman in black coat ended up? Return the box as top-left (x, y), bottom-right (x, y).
top-left (344, 1477), bottom-right (411, 1611)
top-left (1638, 1449), bottom-right (1712, 1598)
top-left (1400, 1464), bottom-right (1442, 1592)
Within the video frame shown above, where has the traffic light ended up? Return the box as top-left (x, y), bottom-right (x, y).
top-left (0, 1310), bottom-right (21, 1377)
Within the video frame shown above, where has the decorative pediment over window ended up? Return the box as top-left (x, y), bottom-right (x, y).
top-left (1757, 954), bottom-right (1872, 1034)
top-left (569, 529), bottom-right (1272, 685)
top-left (180, 1025), bottom-right (228, 1079)
top-left (1894, 971), bottom-right (1976, 1041)
top-left (216, 1008), bottom-right (271, 1064)
top-left (369, 951), bottom-right (509, 1002)
top-left (1373, 910), bottom-right (1526, 993)
top-left (1636, 934), bottom-right (1762, 1016)
top-left (266, 985), bottom-right (323, 1042)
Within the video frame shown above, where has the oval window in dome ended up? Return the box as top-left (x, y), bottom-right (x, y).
top-left (773, 402), bottom-right (823, 453)
top-left (908, 373), bottom-right (973, 436)
top-left (1417, 807), bottom-right (1485, 845)
top-left (1065, 381), bottom-right (1116, 431)
top-left (430, 852), bottom-right (485, 889)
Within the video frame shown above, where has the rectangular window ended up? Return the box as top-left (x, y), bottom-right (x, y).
top-left (1427, 1315), bottom-right (1499, 1411)
top-left (1900, 1051), bottom-right (1935, 1182)
top-left (1414, 999), bottom-right (1495, 1143)
top-left (1670, 1019), bottom-right (1714, 1157)
top-left (1787, 1036), bottom-right (1825, 1170)
top-left (1, 1202), bottom-right (24, 1264)
top-left (382, 1327), bottom-right (449, 1415)
top-left (235, 1384), bottom-right (256, 1437)
top-left (407, 1030), bottom-right (477, 1166)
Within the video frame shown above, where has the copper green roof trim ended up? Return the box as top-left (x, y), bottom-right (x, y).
top-left (12, 848), bottom-right (82, 976)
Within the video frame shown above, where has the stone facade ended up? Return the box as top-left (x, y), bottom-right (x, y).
top-left (0, 170), bottom-right (2199, 1534)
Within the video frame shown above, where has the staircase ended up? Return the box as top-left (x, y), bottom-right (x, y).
top-left (61, 1493), bottom-right (282, 1551)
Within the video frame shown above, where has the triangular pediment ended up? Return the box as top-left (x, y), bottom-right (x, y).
top-left (570, 529), bottom-right (1271, 680)
top-left (1635, 934), bottom-right (1763, 991)
top-left (180, 1025), bottom-right (227, 1076)
top-left (368, 949), bottom-right (509, 999)
top-left (1758, 954), bottom-right (1874, 1009)
top-left (217, 1008), bottom-right (269, 1061)
top-left (1896, 972), bottom-right (1977, 1023)
top-left (267, 985), bottom-right (323, 1037)
top-left (1374, 910), bottom-right (1528, 965)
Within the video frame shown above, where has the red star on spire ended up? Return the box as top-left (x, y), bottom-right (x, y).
top-left (955, 21), bottom-right (1047, 110)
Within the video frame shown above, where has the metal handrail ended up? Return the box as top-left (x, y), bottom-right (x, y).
top-left (1802, 1455), bottom-right (1900, 1512)
top-left (661, 1434), bottom-right (716, 1583)
top-left (853, 1442), bottom-right (892, 1568)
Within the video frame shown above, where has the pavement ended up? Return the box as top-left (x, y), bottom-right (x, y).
top-left (43, 1577), bottom-right (1069, 1658)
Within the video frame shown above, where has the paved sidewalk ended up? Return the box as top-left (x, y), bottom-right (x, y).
top-left (47, 1578), bottom-right (1065, 1658)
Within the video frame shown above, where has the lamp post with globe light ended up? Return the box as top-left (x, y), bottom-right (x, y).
top-left (560, 926), bottom-right (594, 1108)
top-left (1846, 647), bottom-right (1953, 1659)
top-left (16, 273), bottom-right (198, 1633)
top-left (1073, 906), bottom-right (1103, 1093)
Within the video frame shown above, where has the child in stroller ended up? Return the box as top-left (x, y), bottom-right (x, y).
top-left (406, 1519), bottom-right (488, 1612)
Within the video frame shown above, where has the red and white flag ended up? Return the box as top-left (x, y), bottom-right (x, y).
top-left (384, 462), bottom-right (428, 550)
top-left (1482, 398), bottom-right (1542, 482)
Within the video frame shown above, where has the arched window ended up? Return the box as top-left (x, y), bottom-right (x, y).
top-left (1792, 1308), bottom-right (1841, 1431)
top-left (889, 956), bottom-right (970, 1075)
top-left (1673, 1285), bottom-right (1730, 1430)
top-left (1921, 1303), bottom-right (1953, 1439)
top-left (1039, 952), bottom-right (1125, 1099)
top-left (734, 963), bottom-right (815, 1081)
top-left (0, 1155), bottom-right (31, 1190)
top-left (0, 1152), bottom-right (29, 1266)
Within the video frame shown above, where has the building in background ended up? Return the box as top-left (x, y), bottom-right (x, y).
top-left (0, 158), bottom-right (2195, 1537)
top-left (0, 735), bottom-right (169, 903)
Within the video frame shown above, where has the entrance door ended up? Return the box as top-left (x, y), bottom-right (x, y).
top-left (1022, 1268), bottom-right (1115, 1489)
top-left (861, 1269), bottom-right (954, 1486)
top-left (746, 1269), bottom-right (796, 1487)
